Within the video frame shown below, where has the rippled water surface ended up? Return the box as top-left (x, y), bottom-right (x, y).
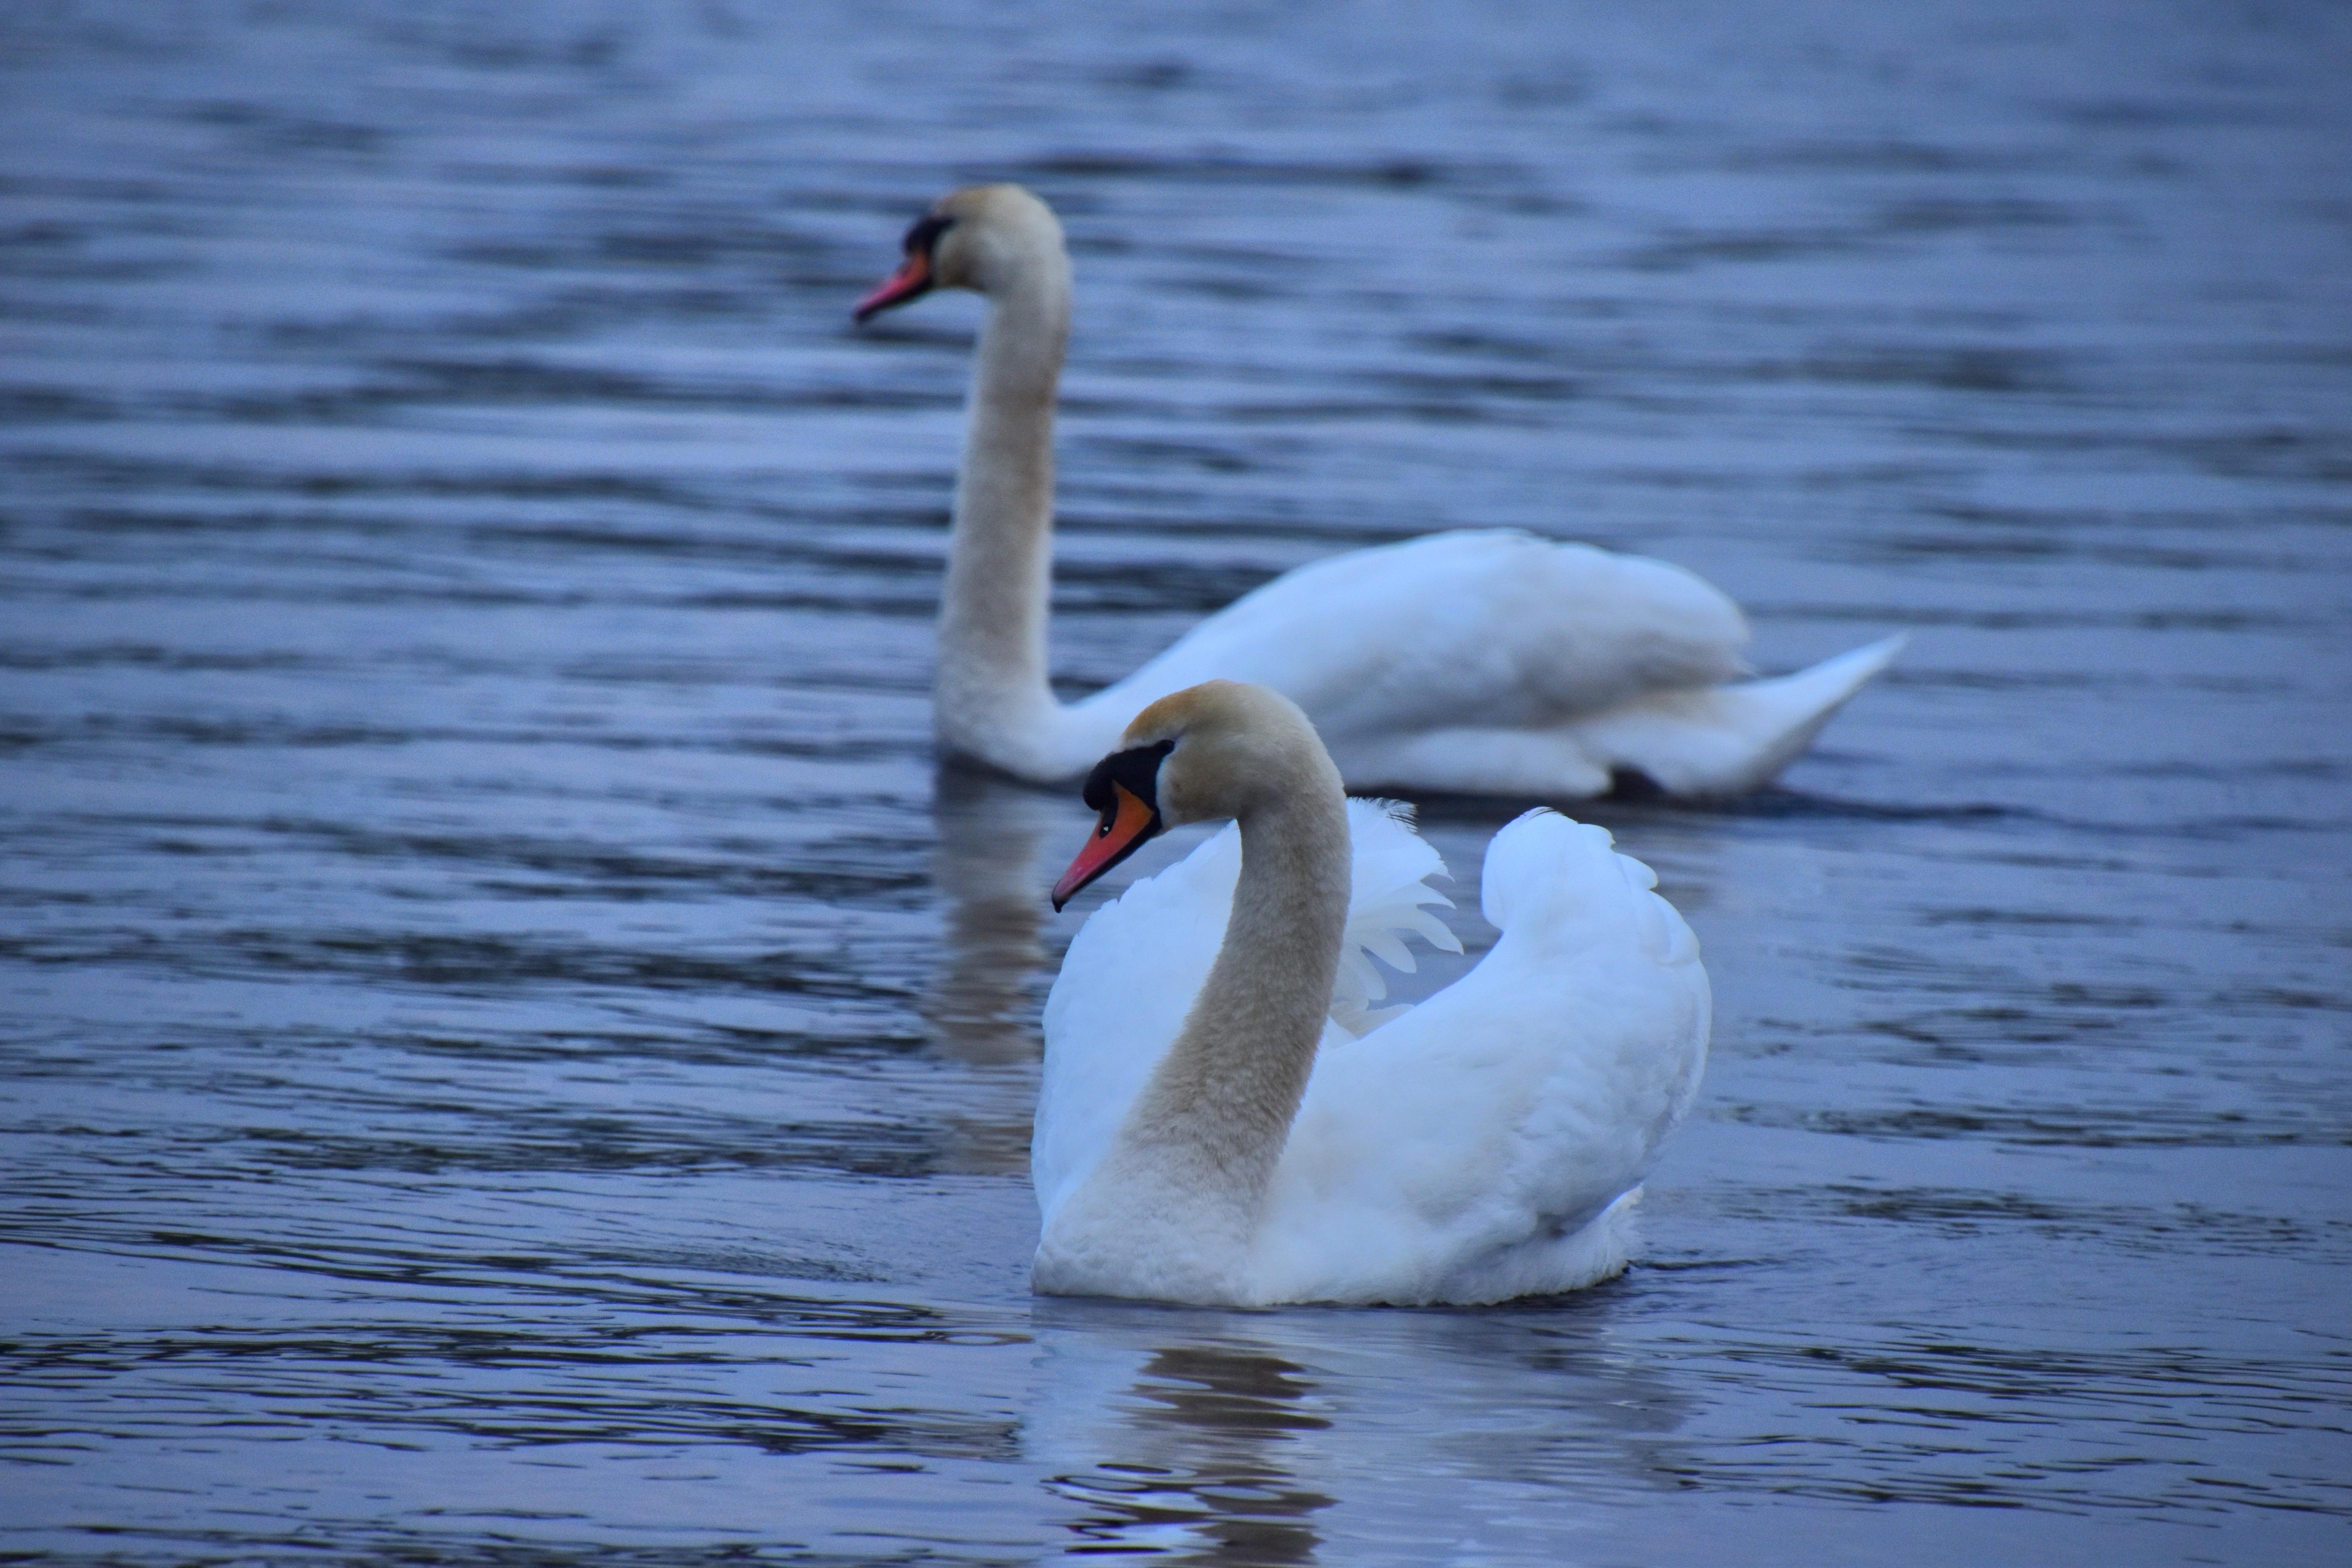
top-left (4, 1), bottom-right (2349, 1562)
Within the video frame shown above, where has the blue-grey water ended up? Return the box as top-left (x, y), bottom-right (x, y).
top-left (2, 1), bottom-right (2347, 1562)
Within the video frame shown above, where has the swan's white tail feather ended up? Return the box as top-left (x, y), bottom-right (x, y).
top-left (1573, 633), bottom-right (1906, 796)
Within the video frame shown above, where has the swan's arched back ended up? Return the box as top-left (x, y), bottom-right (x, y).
top-left (1253, 810), bottom-right (1709, 1305)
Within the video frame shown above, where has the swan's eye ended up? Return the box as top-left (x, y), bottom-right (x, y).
top-left (1081, 738), bottom-right (1175, 816)
top-left (1081, 762), bottom-right (1115, 814)
top-left (902, 213), bottom-right (954, 257)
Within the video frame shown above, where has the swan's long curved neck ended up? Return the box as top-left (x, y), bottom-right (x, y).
top-left (1120, 788), bottom-right (1351, 1235)
top-left (935, 263), bottom-right (1074, 774)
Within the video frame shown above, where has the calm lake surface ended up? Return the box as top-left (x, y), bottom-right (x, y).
top-left (3, 2), bottom-right (2348, 1562)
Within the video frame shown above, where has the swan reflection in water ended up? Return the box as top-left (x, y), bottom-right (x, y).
top-left (924, 762), bottom-right (1073, 1067)
top-left (1043, 1337), bottom-right (1335, 1565)
top-left (1027, 1298), bottom-right (1704, 1564)
top-left (921, 763), bottom-right (1098, 1175)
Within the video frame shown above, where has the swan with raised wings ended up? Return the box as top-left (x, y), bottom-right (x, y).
top-left (855, 183), bottom-right (1901, 799)
top-left (1033, 680), bottom-right (1708, 1306)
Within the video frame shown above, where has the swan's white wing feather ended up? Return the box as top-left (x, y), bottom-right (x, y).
top-left (1325, 799), bottom-right (1460, 1037)
top-left (1072, 532), bottom-right (1749, 744)
top-left (1255, 811), bottom-right (1709, 1305)
top-left (1035, 799), bottom-right (1457, 1222)
top-left (1051, 532), bottom-right (1895, 798)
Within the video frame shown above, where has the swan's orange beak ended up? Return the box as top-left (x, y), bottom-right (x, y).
top-left (1053, 782), bottom-right (1160, 910)
top-left (853, 252), bottom-right (933, 322)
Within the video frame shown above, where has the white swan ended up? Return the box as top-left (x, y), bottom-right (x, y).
top-left (1032, 680), bottom-right (1709, 1306)
top-left (855, 183), bottom-right (1902, 799)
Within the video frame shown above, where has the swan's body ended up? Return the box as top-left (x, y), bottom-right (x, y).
top-left (1034, 681), bottom-right (1709, 1307)
top-left (857, 184), bottom-right (1901, 799)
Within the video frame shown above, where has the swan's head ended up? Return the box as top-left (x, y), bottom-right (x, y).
top-left (1051, 681), bottom-right (1340, 910)
top-left (853, 183), bottom-right (1066, 322)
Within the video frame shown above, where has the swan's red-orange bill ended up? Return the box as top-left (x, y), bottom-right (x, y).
top-left (1052, 782), bottom-right (1158, 909)
top-left (853, 253), bottom-right (932, 321)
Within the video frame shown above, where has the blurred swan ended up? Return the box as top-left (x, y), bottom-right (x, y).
top-left (855, 183), bottom-right (1901, 799)
top-left (1031, 680), bottom-right (1708, 1306)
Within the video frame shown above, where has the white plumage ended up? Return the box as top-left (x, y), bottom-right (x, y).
top-left (1037, 799), bottom-right (1709, 1307)
top-left (1064, 530), bottom-right (1904, 798)
top-left (857, 183), bottom-right (1902, 798)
